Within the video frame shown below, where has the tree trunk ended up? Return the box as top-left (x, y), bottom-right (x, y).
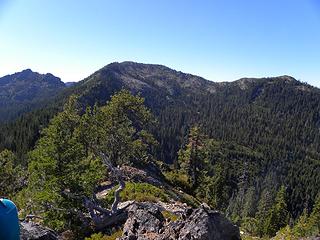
top-left (111, 175), bottom-right (125, 214)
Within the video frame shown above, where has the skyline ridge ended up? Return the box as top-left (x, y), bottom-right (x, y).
top-left (1, 61), bottom-right (317, 89)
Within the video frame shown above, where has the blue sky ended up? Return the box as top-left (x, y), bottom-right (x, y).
top-left (0, 0), bottom-right (320, 86)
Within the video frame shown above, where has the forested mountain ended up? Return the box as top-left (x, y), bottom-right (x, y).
top-left (0, 62), bottom-right (319, 239)
top-left (0, 69), bottom-right (65, 121)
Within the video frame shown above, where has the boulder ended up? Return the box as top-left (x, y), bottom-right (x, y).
top-left (119, 202), bottom-right (240, 240)
top-left (20, 222), bottom-right (58, 240)
top-left (177, 207), bottom-right (240, 240)
top-left (121, 202), bottom-right (165, 239)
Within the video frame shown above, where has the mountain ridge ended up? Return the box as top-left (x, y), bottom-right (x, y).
top-left (77, 61), bottom-right (311, 92)
top-left (67, 62), bottom-right (312, 111)
top-left (1, 63), bottom-right (315, 111)
top-left (0, 61), bottom-right (319, 229)
top-left (0, 69), bottom-right (65, 121)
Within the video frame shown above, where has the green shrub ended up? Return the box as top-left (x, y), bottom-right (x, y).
top-left (85, 230), bottom-right (122, 240)
top-left (178, 191), bottom-right (199, 208)
top-left (104, 182), bottom-right (169, 205)
top-left (85, 233), bottom-right (108, 240)
top-left (162, 210), bottom-right (179, 222)
top-left (164, 171), bottom-right (191, 192)
top-left (273, 226), bottom-right (297, 240)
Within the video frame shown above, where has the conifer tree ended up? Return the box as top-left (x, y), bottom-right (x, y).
top-left (178, 126), bottom-right (205, 188)
top-left (256, 189), bottom-right (273, 237)
top-left (308, 195), bottom-right (320, 235)
top-left (23, 91), bottom-right (156, 232)
top-left (0, 149), bottom-right (23, 197)
top-left (264, 186), bottom-right (289, 237)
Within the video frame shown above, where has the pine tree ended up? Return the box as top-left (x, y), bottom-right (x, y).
top-left (275, 186), bottom-right (289, 229)
top-left (23, 91), bottom-right (156, 232)
top-left (178, 126), bottom-right (205, 188)
top-left (264, 186), bottom-right (289, 237)
top-left (95, 90), bottom-right (156, 167)
top-left (293, 208), bottom-right (309, 237)
top-left (308, 195), bottom-right (320, 236)
top-left (209, 162), bottom-right (231, 211)
top-left (0, 149), bottom-right (23, 197)
top-left (242, 186), bottom-right (257, 218)
top-left (256, 189), bottom-right (273, 237)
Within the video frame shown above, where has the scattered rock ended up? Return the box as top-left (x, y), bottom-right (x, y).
top-left (20, 222), bottom-right (58, 240)
top-left (157, 201), bottom-right (189, 215)
top-left (19, 202), bottom-right (240, 240)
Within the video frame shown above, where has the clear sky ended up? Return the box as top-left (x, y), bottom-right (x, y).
top-left (0, 0), bottom-right (320, 87)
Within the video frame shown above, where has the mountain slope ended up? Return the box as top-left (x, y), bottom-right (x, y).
top-left (66, 61), bottom-right (219, 110)
top-left (0, 69), bottom-right (65, 121)
top-left (67, 62), bottom-right (320, 161)
top-left (1, 62), bottom-right (319, 218)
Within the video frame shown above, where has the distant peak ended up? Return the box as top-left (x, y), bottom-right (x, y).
top-left (17, 69), bottom-right (60, 79)
top-left (21, 68), bottom-right (33, 73)
top-left (104, 61), bottom-right (171, 70)
top-left (277, 75), bottom-right (296, 81)
top-left (44, 73), bottom-right (56, 77)
top-left (0, 69), bottom-right (63, 86)
top-left (18, 69), bottom-right (36, 78)
top-left (237, 75), bottom-right (296, 81)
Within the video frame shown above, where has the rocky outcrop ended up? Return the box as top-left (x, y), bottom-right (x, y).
top-left (121, 202), bottom-right (165, 239)
top-left (19, 202), bottom-right (240, 240)
top-left (119, 202), bottom-right (240, 240)
top-left (20, 222), bottom-right (58, 240)
top-left (120, 165), bottom-right (164, 187)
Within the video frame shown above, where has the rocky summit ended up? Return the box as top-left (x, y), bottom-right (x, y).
top-left (20, 202), bottom-right (240, 240)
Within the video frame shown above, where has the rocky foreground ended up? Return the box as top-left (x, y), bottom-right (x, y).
top-left (20, 201), bottom-right (240, 240)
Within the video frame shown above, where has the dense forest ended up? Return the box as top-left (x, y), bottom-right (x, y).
top-left (0, 62), bottom-right (319, 239)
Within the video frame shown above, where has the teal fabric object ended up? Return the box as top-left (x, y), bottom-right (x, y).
top-left (0, 198), bottom-right (20, 240)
